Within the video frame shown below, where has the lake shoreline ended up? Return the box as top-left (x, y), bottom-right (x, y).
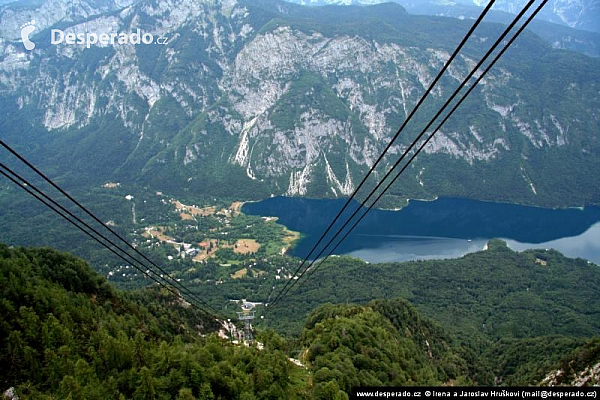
top-left (242, 196), bottom-right (600, 265)
top-left (243, 195), bottom-right (599, 214)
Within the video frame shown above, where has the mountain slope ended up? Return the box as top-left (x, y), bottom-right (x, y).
top-left (0, 244), bottom-right (309, 399)
top-left (299, 299), bottom-right (600, 389)
top-left (471, 0), bottom-right (600, 32)
top-left (540, 338), bottom-right (600, 385)
top-left (264, 240), bottom-right (600, 341)
top-left (484, 336), bottom-right (594, 385)
top-left (393, 0), bottom-right (600, 57)
top-left (301, 300), bottom-right (474, 392)
top-left (0, 0), bottom-right (138, 40)
top-left (2, 243), bottom-right (599, 397)
top-left (0, 0), bottom-right (599, 207)
top-left (284, 0), bottom-right (600, 33)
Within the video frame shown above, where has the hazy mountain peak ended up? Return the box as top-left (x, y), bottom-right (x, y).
top-left (283, 0), bottom-right (600, 32)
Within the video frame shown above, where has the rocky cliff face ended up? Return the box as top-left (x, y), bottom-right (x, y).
top-left (490, 0), bottom-right (599, 32)
top-left (0, 0), bottom-right (138, 40)
top-left (540, 339), bottom-right (600, 386)
top-left (0, 0), bottom-right (599, 206)
top-left (541, 362), bottom-right (600, 386)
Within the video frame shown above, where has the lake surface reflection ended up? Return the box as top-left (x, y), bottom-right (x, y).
top-left (242, 197), bottom-right (600, 265)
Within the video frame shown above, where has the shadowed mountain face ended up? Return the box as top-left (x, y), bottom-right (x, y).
top-left (285, 0), bottom-right (600, 33)
top-left (0, 0), bottom-right (599, 207)
top-left (284, 0), bottom-right (600, 57)
top-left (392, 0), bottom-right (600, 57)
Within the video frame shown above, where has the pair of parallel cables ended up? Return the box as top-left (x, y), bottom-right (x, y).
top-left (1, 140), bottom-right (225, 321)
top-left (267, 0), bottom-right (548, 312)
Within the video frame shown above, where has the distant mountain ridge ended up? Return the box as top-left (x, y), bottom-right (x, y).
top-left (285, 0), bottom-right (600, 33)
top-left (400, 0), bottom-right (600, 57)
top-left (282, 0), bottom-right (600, 57)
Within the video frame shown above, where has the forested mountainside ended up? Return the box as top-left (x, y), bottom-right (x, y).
top-left (0, 244), bottom-right (309, 399)
top-left (0, 0), bottom-right (599, 207)
top-left (3, 244), bottom-right (598, 398)
top-left (264, 240), bottom-right (600, 340)
top-left (0, 244), bottom-right (474, 398)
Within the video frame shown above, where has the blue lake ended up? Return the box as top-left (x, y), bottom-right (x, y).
top-left (242, 197), bottom-right (600, 265)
